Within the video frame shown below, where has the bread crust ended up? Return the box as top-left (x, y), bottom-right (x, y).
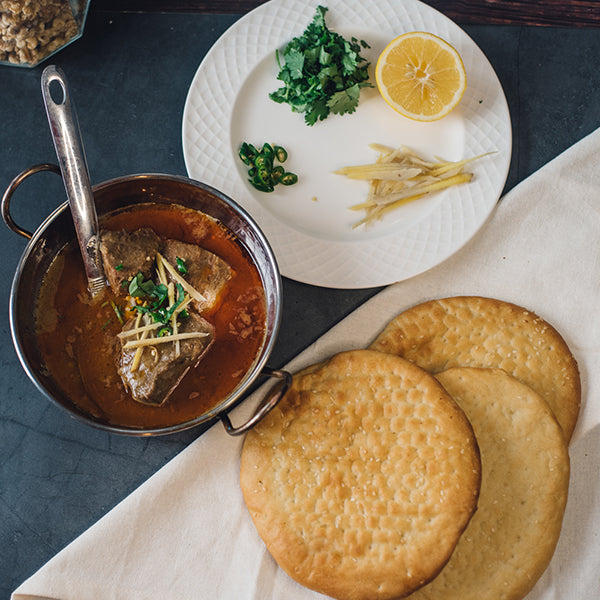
top-left (370, 296), bottom-right (581, 440)
top-left (404, 367), bottom-right (570, 600)
top-left (240, 349), bottom-right (481, 600)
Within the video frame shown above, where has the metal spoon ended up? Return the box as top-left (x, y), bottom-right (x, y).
top-left (41, 65), bottom-right (106, 297)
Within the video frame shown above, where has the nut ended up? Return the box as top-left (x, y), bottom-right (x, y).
top-left (0, 0), bottom-right (79, 65)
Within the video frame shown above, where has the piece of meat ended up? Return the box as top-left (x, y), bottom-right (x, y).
top-left (160, 239), bottom-right (233, 312)
top-left (99, 228), bottom-right (161, 293)
top-left (118, 311), bottom-right (215, 406)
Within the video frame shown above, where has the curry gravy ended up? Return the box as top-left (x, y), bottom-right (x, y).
top-left (35, 203), bottom-right (267, 429)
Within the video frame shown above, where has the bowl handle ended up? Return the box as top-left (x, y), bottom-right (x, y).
top-left (220, 367), bottom-right (292, 436)
top-left (2, 163), bottom-right (62, 239)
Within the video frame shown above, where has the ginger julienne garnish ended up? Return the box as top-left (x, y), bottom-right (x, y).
top-left (335, 143), bottom-right (490, 228)
top-left (119, 253), bottom-right (208, 372)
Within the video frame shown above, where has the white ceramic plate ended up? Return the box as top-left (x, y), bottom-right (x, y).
top-left (182, 0), bottom-right (511, 288)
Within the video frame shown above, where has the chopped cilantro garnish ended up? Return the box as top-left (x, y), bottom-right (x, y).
top-left (133, 277), bottom-right (186, 326)
top-left (115, 263), bottom-right (124, 271)
top-left (152, 283), bottom-right (169, 306)
top-left (128, 272), bottom-right (156, 297)
top-left (269, 5), bottom-right (372, 126)
top-left (176, 257), bottom-right (188, 275)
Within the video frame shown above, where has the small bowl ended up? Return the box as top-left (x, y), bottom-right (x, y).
top-left (0, 0), bottom-right (90, 68)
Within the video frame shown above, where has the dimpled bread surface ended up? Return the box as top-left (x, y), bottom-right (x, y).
top-left (240, 349), bottom-right (482, 600)
top-left (369, 296), bottom-right (581, 440)
top-left (405, 367), bottom-right (570, 600)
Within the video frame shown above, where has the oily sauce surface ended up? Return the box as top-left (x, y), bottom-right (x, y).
top-left (36, 203), bottom-right (267, 429)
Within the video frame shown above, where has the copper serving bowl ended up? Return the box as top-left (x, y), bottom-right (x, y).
top-left (2, 165), bottom-right (290, 436)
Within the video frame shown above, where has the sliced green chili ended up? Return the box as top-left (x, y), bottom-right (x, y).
top-left (238, 142), bottom-right (298, 192)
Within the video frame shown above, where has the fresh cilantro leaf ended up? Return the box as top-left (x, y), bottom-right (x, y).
top-left (285, 48), bottom-right (305, 79)
top-left (305, 99), bottom-right (329, 126)
top-left (268, 5), bottom-right (372, 126)
top-left (151, 283), bottom-right (169, 306)
top-left (176, 256), bottom-right (188, 275)
top-left (327, 82), bottom-right (368, 115)
top-left (319, 46), bottom-right (332, 66)
top-left (341, 49), bottom-right (359, 76)
top-left (128, 272), bottom-right (156, 297)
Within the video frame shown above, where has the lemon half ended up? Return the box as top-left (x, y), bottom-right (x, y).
top-left (375, 31), bottom-right (467, 122)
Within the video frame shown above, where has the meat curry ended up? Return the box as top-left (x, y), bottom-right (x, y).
top-left (35, 203), bottom-right (267, 429)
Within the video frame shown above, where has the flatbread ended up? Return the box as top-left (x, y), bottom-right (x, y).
top-left (240, 349), bottom-right (481, 600)
top-left (405, 367), bottom-right (570, 600)
top-left (370, 296), bottom-right (581, 440)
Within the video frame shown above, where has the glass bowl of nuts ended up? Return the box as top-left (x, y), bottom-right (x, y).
top-left (0, 0), bottom-right (90, 68)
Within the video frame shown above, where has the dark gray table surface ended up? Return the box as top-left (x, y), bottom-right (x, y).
top-left (1, 6), bottom-right (599, 596)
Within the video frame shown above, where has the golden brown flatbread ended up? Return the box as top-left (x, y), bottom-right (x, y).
top-left (240, 349), bottom-right (481, 600)
top-left (405, 367), bottom-right (570, 600)
top-left (370, 296), bottom-right (581, 440)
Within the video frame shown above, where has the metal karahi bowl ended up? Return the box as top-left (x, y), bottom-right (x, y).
top-left (2, 166), bottom-right (290, 436)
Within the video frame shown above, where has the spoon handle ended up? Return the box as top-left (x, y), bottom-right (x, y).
top-left (41, 65), bottom-right (105, 296)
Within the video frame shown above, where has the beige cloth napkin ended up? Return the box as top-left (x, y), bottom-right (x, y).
top-left (13, 126), bottom-right (600, 600)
